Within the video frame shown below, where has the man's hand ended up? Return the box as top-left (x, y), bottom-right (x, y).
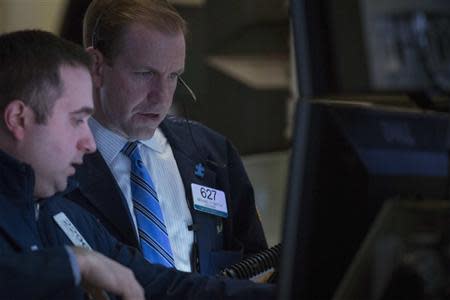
top-left (71, 247), bottom-right (145, 300)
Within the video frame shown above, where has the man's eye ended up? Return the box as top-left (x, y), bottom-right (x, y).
top-left (72, 118), bottom-right (86, 126)
top-left (169, 73), bottom-right (179, 80)
top-left (136, 71), bottom-right (155, 77)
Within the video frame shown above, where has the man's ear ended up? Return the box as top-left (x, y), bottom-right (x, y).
top-left (3, 100), bottom-right (31, 140)
top-left (86, 46), bottom-right (105, 88)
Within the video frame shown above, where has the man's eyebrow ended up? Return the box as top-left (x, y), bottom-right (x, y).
top-left (70, 107), bottom-right (95, 116)
top-left (136, 66), bottom-right (185, 75)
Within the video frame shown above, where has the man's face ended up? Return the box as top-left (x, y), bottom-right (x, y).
top-left (94, 23), bottom-right (186, 140)
top-left (21, 66), bottom-right (96, 198)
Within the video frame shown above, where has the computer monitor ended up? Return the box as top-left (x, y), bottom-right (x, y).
top-left (277, 100), bottom-right (450, 299)
top-left (290, 0), bottom-right (450, 96)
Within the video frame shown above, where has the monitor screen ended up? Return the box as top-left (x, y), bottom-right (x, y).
top-left (277, 100), bottom-right (450, 299)
top-left (290, 0), bottom-right (450, 96)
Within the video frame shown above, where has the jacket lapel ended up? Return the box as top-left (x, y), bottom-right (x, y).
top-left (161, 119), bottom-right (224, 273)
top-left (172, 147), bottom-right (217, 208)
top-left (76, 152), bottom-right (139, 248)
top-left (160, 118), bottom-right (217, 210)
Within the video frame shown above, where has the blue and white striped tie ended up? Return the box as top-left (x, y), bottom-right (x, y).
top-left (122, 141), bottom-right (175, 267)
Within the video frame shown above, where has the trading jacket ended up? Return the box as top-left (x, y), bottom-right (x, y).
top-left (0, 149), bottom-right (274, 300)
top-left (0, 247), bottom-right (75, 299)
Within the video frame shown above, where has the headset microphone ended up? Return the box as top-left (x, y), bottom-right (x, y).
top-left (179, 76), bottom-right (227, 169)
top-left (179, 77), bottom-right (197, 102)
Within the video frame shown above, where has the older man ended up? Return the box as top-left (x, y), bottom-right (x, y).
top-left (69, 0), bottom-right (267, 276)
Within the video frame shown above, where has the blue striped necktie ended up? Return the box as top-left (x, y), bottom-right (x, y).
top-left (122, 141), bottom-right (175, 268)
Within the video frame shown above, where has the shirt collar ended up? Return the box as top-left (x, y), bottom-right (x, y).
top-left (89, 118), bottom-right (166, 164)
top-left (140, 128), bottom-right (166, 154)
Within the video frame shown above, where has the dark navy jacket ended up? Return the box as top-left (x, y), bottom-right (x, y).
top-left (0, 247), bottom-right (76, 299)
top-left (68, 116), bottom-right (268, 275)
top-left (0, 150), bottom-right (274, 300)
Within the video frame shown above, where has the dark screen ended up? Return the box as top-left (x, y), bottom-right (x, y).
top-left (277, 100), bottom-right (450, 299)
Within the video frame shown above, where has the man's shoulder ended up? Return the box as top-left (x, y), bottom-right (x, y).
top-left (160, 115), bottom-right (246, 165)
top-left (162, 115), bottom-right (227, 145)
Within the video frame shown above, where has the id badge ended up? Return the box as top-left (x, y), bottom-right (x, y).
top-left (191, 183), bottom-right (228, 218)
top-left (53, 212), bottom-right (92, 250)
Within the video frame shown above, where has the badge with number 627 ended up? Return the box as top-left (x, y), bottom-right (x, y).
top-left (191, 183), bottom-right (228, 218)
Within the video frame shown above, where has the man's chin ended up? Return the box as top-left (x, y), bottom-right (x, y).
top-left (47, 181), bottom-right (68, 197)
top-left (34, 187), bottom-right (58, 199)
top-left (125, 126), bottom-right (157, 140)
top-left (33, 178), bottom-right (68, 199)
top-left (57, 180), bottom-right (69, 194)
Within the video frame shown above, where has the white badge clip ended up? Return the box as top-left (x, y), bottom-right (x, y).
top-left (53, 212), bottom-right (92, 250)
top-left (191, 183), bottom-right (228, 218)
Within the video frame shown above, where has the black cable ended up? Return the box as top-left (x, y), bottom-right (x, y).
top-left (219, 243), bottom-right (282, 280)
top-left (178, 79), bottom-right (227, 169)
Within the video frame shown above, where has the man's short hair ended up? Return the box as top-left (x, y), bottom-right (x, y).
top-left (0, 30), bottom-right (92, 124)
top-left (83, 0), bottom-right (187, 60)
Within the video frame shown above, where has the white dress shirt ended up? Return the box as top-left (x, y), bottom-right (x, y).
top-left (89, 118), bottom-right (193, 272)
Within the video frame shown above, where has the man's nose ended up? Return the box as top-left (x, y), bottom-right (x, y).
top-left (78, 127), bottom-right (97, 154)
